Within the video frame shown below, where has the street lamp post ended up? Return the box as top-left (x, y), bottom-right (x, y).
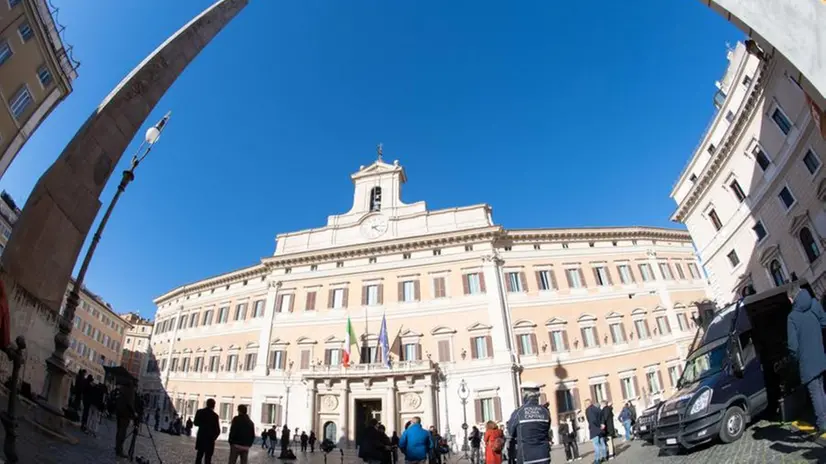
top-left (458, 379), bottom-right (471, 461)
top-left (43, 112), bottom-right (171, 415)
top-left (283, 361), bottom-right (294, 426)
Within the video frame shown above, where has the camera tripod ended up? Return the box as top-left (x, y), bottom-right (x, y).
top-left (128, 419), bottom-right (164, 464)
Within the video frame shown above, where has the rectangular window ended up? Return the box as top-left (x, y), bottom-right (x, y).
top-left (708, 209), bottom-right (723, 231)
top-left (437, 339), bottom-right (452, 362)
top-left (331, 288), bottom-right (345, 309)
top-left (300, 349), bottom-right (311, 369)
top-left (753, 146), bottom-right (771, 171)
top-left (593, 266), bottom-right (612, 286)
top-left (638, 264), bottom-right (654, 282)
top-left (729, 179), bottom-right (746, 202)
top-left (276, 294), bottom-right (293, 313)
top-left (303, 291), bottom-right (316, 311)
top-left (634, 320), bottom-right (650, 339)
top-left (549, 330), bottom-right (568, 352)
top-left (464, 273), bottom-right (484, 295)
top-left (244, 353), bottom-right (256, 371)
top-left (591, 383), bottom-right (607, 404)
top-left (565, 268), bottom-right (584, 289)
top-left (777, 187), bottom-right (795, 210)
top-left (262, 403), bottom-right (281, 424)
top-left (193, 357), bottom-right (203, 372)
top-left (803, 149), bottom-right (821, 175)
top-left (364, 284), bottom-right (380, 305)
top-left (674, 263), bottom-right (685, 280)
top-left (727, 250), bottom-right (740, 267)
top-left (253, 300), bottom-right (265, 317)
top-left (617, 265), bottom-right (634, 284)
top-left (18, 22), bottom-right (33, 41)
top-left (646, 371), bottom-right (662, 393)
top-left (505, 272), bottom-right (523, 292)
top-left (610, 323), bottom-right (626, 344)
top-left (360, 345), bottom-right (378, 364)
top-left (581, 327), bottom-right (598, 348)
top-left (677, 313), bottom-right (689, 332)
top-left (621, 377), bottom-right (637, 400)
top-left (269, 350), bottom-right (285, 370)
top-left (742, 75), bottom-right (752, 86)
top-left (202, 310), bottom-right (213, 326)
top-left (189, 312), bottom-right (199, 328)
top-left (668, 366), bottom-right (680, 387)
top-left (517, 333), bottom-right (535, 355)
top-left (536, 270), bottom-right (556, 290)
top-left (37, 65), bottom-right (53, 87)
top-left (0, 40), bottom-right (11, 68)
top-left (479, 398), bottom-right (496, 422)
top-left (656, 316), bottom-right (671, 335)
top-left (178, 317), bottom-right (187, 330)
top-left (555, 390), bottom-right (576, 413)
top-left (471, 336), bottom-right (491, 359)
top-left (771, 108), bottom-right (792, 135)
top-left (402, 343), bottom-right (419, 361)
top-left (181, 357), bottom-right (190, 372)
top-left (234, 303), bottom-right (247, 320)
top-left (220, 403), bottom-right (233, 421)
top-left (687, 263), bottom-right (700, 279)
top-left (324, 348), bottom-right (341, 366)
top-left (226, 354), bottom-right (238, 372)
top-left (401, 281), bottom-right (417, 302)
top-left (658, 263), bottom-right (673, 280)
top-left (170, 358), bottom-right (178, 372)
top-left (218, 306), bottom-right (229, 323)
top-left (208, 356), bottom-right (219, 372)
top-left (433, 277), bottom-right (446, 298)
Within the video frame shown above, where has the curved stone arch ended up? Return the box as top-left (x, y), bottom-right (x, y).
top-left (210, 345), bottom-right (222, 352)
top-left (513, 319), bottom-right (537, 329)
top-left (297, 336), bottom-right (317, 345)
top-left (431, 326), bottom-right (457, 336)
top-left (577, 314), bottom-right (598, 323)
top-left (467, 322), bottom-right (493, 332)
top-left (652, 306), bottom-right (668, 314)
top-left (673, 302), bottom-right (686, 310)
top-left (324, 335), bottom-right (344, 344)
top-left (631, 308), bottom-right (648, 317)
top-left (182, 348), bottom-right (192, 354)
top-left (544, 317), bottom-right (567, 326)
top-left (196, 347), bottom-right (207, 353)
top-left (605, 311), bottom-right (624, 320)
top-left (245, 341), bottom-right (259, 349)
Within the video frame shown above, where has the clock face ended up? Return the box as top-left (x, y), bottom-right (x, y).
top-left (360, 215), bottom-right (389, 239)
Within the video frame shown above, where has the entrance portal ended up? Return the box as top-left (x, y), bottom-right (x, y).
top-left (355, 399), bottom-right (382, 446)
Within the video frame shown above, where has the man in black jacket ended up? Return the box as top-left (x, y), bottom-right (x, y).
top-left (228, 405), bottom-right (256, 464)
top-left (600, 402), bottom-right (615, 460)
top-left (584, 400), bottom-right (604, 464)
top-left (506, 382), bottom-right (552, 464)
top-left (194, 399), bottom-right (221, 464)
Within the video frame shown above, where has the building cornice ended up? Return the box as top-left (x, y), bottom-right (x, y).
top-left (153, 263), bottom-right (268, 306)
top-left (264, 226), bottom-right (503, 267)
top-left (505, 226), bottom-right (692, 243)
top-left (671, 53), bottom-right (775, 223)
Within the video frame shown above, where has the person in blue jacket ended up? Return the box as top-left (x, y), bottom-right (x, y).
top-left (506, 381), bottom-right (552, 464)
top-left (787, 284), bottom-right (826, 433)
top-left (398, 416), bottom-right (431, 464)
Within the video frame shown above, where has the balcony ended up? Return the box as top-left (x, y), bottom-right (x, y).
top-left (302, 360), bottom-right (435, 379)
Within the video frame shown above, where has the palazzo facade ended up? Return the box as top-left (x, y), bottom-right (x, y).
top-left (151, 157), bottom-right (710, 446)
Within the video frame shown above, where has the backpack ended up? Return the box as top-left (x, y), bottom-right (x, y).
top-left (492, 435), bottom-right (505, 453)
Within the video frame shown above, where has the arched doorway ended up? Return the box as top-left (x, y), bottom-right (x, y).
top-left (323, 421), bottom-right (337, 442)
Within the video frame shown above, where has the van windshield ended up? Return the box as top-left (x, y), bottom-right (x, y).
top-left (680, 341), bottom-right (728, 386)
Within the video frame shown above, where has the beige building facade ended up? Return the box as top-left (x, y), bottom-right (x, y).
top-left (153, 158), bottom-right (710, 445)
top-left (61, 280), bottom-right (130, 383)
top-left (0, 190), bottom-right (19, 255)
top-left (0, 0), bottom-right (78, 178)
top-left (121, 313), bottom-right (161, 392)
top-left (671, 41), bottom-right (826, 303)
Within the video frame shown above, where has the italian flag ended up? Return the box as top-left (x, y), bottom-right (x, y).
top-left (343, 315), bottom-right (357, 367)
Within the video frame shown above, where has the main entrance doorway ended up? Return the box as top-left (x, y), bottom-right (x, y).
top-left (355, 399), bottom-right (382, 446)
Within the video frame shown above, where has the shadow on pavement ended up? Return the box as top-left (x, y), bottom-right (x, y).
top-left (751, 422), bottom-right (826, 462)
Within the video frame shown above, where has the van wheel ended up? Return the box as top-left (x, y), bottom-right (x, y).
top-left (719, 406), bottom-right (746, 443)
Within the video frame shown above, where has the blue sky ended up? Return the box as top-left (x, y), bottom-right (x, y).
top-left (0, 0), bottom-right (741, 317)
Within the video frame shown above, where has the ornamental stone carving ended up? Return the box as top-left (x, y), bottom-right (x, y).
top-left (402, 392), bottom-right (422, 411)
top-left (322, 395), bottom-right (339, 412)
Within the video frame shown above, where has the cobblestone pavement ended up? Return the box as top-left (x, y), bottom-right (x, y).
top-left (1, 418), bottom-right (825, 463)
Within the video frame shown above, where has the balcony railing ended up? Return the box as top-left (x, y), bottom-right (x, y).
top-left (304, 360), bottom-right (434, 377)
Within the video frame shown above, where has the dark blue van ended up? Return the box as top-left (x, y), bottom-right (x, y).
top-left (654, 284), bottom-right (807, 451)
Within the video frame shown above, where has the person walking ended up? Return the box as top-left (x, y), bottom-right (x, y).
top-left (506, 382), bottom-right (552, 464)
top-left (194, 399), bottom-right (221, 464)
top-left (309, 431), bottom-right (317, 452)
top-left (469, 425), bottom-right (482, 464)
top-left (280, 424), bottom-right (291, 457)
top-left (81, 374), bottom-right (95, 432)
top-left (398, 416), bottom-right (432, 464)
top-left (261, 429), bottom-right (268, 449)
top-left (787, 284), bottom-right (826, 433)
top-left (267, 426), bottom-right (278, 456)
top-left (391, 430), bottom-right (400, 464)
top-left (86, 381), bottom-right (105, 438)
top-left (618, 403), bottom-right (633, 442)
top-left (154, 409), bottom-right (161, 431)
top-left (559, 415), bottom-right (581, 462)
top-left (359, 418), bottom-right (390, 464)
top-left (483, 420), bottom-right (505, 464)
top-left (301, 431), bottom-right (309, 452)
top-left (600, 402), bottom-right (615, 460)
top-left (584, 400), bottom-right (604, 464)
top-left (228, 405), bottom-right (255, 464)
top-left (114, 382), bottom-right (136, 458)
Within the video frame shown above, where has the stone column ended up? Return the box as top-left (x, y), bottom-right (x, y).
top-left (385, 380), bottom-right (397, 434)
top-left (308, 383), bottom-right (318, 436)
top-left (481, 254), bottom-right (516, 362)
top-left (437, 378), bottom-right (449, 435)
top-left (338, 381), bottom-right (349, 446)
top-left (423, 381), bottom-right (436, 428)
top-left (254, 280), bottom-right (281, 376)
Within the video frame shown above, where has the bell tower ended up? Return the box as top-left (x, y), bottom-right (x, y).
top-left (347, 144), bottom-right (407, 218)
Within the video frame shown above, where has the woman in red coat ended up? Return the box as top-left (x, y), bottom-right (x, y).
top-left (483, 420), bottom-right (504, 464)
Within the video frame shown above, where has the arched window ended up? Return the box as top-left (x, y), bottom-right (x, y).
top-left (769, 260), bottom-right (786, 287)
top-left (800, 227), bottom-right (821, 263)
top-left (324, 421), bottom-right (337, 442)
top-left (369, 187), bottom-right (382, 212)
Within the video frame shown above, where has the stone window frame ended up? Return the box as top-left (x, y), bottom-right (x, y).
top-left (431, 326), bottom-right (456, 363)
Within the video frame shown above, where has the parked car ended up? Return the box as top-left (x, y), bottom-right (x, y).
top-left (635, 401), bottom-right (662, 443)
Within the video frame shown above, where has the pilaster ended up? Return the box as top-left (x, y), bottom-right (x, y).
top-left (162, 306), bottom-right (183, 390)
top-left (338, 381), bottom-right (349, 446)
top-left (646, 250), bottom-right (681, 337)
top-left (481, 254), bottom-right (516, 363)
top-left (385, 381), bottom-right (397, 434)
top-left (423, 381), bottom-right (436, 428)
top-left (254, 280), bottom-right (281, 376)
